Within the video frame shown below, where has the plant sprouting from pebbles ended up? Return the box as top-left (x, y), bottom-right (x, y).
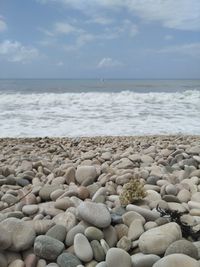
top-left (119, 174), bottom-right (146, 206)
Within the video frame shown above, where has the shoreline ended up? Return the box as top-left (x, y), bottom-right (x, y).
top-left (0, 134), bottom-right (200, 266)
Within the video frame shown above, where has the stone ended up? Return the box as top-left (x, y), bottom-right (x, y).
top-left (165, 184), bottom-right (177, 195)
top-left (75, 166), bottom-right (97, 185)
top-left (139, 222), bottom-right (182, 255)
top-left (128, 219), bottom-right (144, 241)
top-left (117, 236), bottom-right (132, 251)
top-left (131, 253), bottom-right (160, 267)
top-left (91, 240), bottom-right (105, 262)
top-left (77, 202), bottom-right (111, 228)
top-left (46, 224), bottom-right (67, 242)
top-left (78, 186), bottom-right (90, 200)
top-left (8, 259), bottom-right (25, 267)
top-left (36, 259), bottom-right (47, 267)
top-left (164, 240), bottom-right (198, 259)
top-left (39, 185), bottom-right (63, 201)
top-left (57, 253), bottom-right (82, 267)
top-left (0, 224), bottom-right (12, 250)
top-left (0, 253), bottom-right (7, 267)
top-left (152, 254), bottom-right (199, 267)
top-left (115, 224), bottom-right (128, 240)
top-left (74, 233), bottom-right (93, 262)
top-left (106, 248), bottom-right (132, 267)
top-left (85, 226), bottom-right (104, 241)
top-left (54, 197), bottom-right (74, 210)
top-left (34, 235), bottom-right (64, 260)
top-left (53, 211), bottom-right (77, 231)
top-left (126, 204), bottom-right (160, 221)
top-left (64, 167), bottom-right (76, 185)
top-left (24, 253), bottom-right (38, 267)
top-left (103, 226), bottom-right (118, 247)
top-left (22, 205), bottom-right (39, 216)
top-left (0, 218), bottom-right (35, 251)
top-left (96, 262), bottom-right (107, 267)
top-left (65, 225), bottom-right (85, 246)
top-left (122, 211), bottom-right (145, 226)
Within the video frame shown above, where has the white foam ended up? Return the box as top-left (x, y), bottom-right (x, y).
top-left (0, 90), bottom-right (200, 137)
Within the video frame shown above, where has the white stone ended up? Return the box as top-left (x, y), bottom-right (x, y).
top-left (152, 254), bottom-right (199, 267)
top-left (74, 233), bottom-right (93, 262)
top-left (106, 248), bottom-right (132, 267)
top-left (139, 222), bottom-right (182, 255)
top-left (77, 202), bottom-right (111, 228)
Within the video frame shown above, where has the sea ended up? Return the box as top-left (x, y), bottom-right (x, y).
top-left (0, 79), bottom-right (200, 137)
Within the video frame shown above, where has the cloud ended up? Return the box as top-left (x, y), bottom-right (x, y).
top-left (87, 16), bottom-right (114, 25)
top-left (164, 35), bottom-right (173, 41)
top-left (0, 40), bottom-right (39, 63)
top-left (37, 0), bottom-right (200, 31)
top-left (0, 17), bottom-right (7, 32)
top-left (97, 57), bottom-right (123, 68)
top-left (56, 61), bottom-right (64, 66)
top-left (54, 22), bottom-right (81, 35)
top-left (157, 43), bottom-right (200, 57)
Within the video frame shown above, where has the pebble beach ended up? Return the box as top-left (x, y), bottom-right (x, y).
top-left (1, 135), bottom-right (200, 267)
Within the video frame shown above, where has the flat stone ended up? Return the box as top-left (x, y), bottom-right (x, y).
top-left (24, 253), bottom-right (38, 267)
top-left (39, 185), bottom-right (63, 201)
top-left (34, 235), bottom-right (64, 260)
top-left (128, 219), bottom-right (144, 241)
top-left (126, 204), bottom-right (160, 221)
top-left (106, 248), bottom-right (132, 267)
top-left (85, 226), bottom-right (104, 241)
top-left (131, 253), bottom-right (160, 267)
top-left (91, 240), bottom-right (105, 262)
top-left (139, 222), bottom-right (182, 255)
top-left (165, 240), bottom-right (198, 259)
top-left (75, 166), bottom-right (97, 185)
top-left (8, 259), bottom-right (25, 267)
top-left (54, 197), bottom-right (74, 210)
top-left (77, 202), bottom-right (111, 228)
top-left (57, 253), bottom-right (82, 267)
top-left (117, 236), bottom-right (132, 251)
top-left (153, 254), bottom-right (199, 267)
top-left (53, 211), bottom-right (77, 231)
top-left (0, 218), bottom-right (35, 251)
top-left (22, 204), bottom-right (39, 216)
top-left (74, 233), bottom-right (93, 262)
top-left (122, 211), bottom-right (145, 226)
top-left (65, 225), bottom-right (85, 246)
top-left (103, 226), bottom-right (118, 247)
top-left (46, 224), bottom-right (67, 242)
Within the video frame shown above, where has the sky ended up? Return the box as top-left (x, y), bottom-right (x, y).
top-left (0, 0), bottom-right (200, 79)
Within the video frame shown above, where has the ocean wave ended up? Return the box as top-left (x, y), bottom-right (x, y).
top-left (0, 90), bottom-right (200, 137)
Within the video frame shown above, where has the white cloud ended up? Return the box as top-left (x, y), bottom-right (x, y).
top-left (158, 43), bottom-right (200, 57)
top-left (97, 57), bottom-right (123, 68)
top-left (87, 16), bottom-right (114, 25)
top-left (38, 0), bottom-right (200, 31)
top-left (164, 35), bottom-right (173, 41)
top-left (54, 22), bottom-right (81, 35)
top-left (0, 40), bottom-right (39, 63)
top-left (0, 17), bottom-right (7, 32)
top-left (56, 61), bottom-right (64, 66)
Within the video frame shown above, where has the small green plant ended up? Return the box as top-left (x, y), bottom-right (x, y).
top-left (119, 175), bottom-right (146, 206)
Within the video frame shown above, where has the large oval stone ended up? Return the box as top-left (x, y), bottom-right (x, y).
top-left (77, 202), bottom-right (111, 228)
top-left (74, 233), bottom-right (93, 262)
top-left (0, 218), bottom-right (35, 251)
top-left (106, 248), bottom-right (132, 267)
top-left (139, 222), bottom-right (182, 255)
top-left (34, 235), bottom-right (64, 260)
top-left (153, 254), bottom-right (199, 267)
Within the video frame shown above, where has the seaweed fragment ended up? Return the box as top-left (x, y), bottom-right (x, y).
top-left (156, 205), bottom-right (200, 240)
